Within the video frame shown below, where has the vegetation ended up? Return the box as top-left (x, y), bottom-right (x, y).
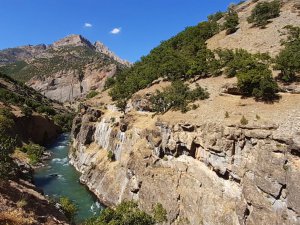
top-left (216, 49), bottom-right (278, 100)
top-left (59, 196), bottom-right (78, 222)
top-left (53, 113), bottom-right (75, 132)
top-left (224, 7), bottom-right (239, 34)
top-left (20, 143), bottom-right (45, 165)
top-left (152, 203), bottom-right (167, 223)
top-left (86, 90), bottom-right (99, 99)
top-left (247, 0), bottom-right (281, 27)
top-left (240, 116), bottom-right (249, 125)
top-left (109, 20), bottom-right (220, 104)
top-left (0, 108), bottom-right (16, 179)
top-left (150, 81), bottom-right (209, 113)
top-left (274, 26), bottom-right (300, 82)
top-left (107, 151), bottom-right (115, 161)
top-left (83, 201), bottom-right (156, 225)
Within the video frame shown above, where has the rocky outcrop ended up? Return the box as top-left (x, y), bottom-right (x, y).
top-left (0, 179), bottom-right (69, 225)
top-left (14, 114), bottom-right (61, 145)
top-left (70, 107), bottom-right (300, 225)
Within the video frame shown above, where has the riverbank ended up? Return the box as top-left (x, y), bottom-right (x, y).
top-left (34, 133), bottom-right (103, 224)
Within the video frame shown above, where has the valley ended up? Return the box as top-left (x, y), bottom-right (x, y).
top-left (0, 0), bottom-right (300, 224)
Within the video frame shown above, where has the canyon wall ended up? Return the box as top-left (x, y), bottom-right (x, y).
top-left (70, 104), bottom-right (300, 225)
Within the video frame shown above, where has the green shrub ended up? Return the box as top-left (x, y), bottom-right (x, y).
top-left (274, 26), bottom-right (300, 82)
top-left (237, 65), bottom-right (278, 100)
top-left (150, 81), bottom-right (209, 113)
top-left (0, 136), bottom-right (16, 179)
top-left (207, 11), bottom-right (224, 22)
top-left (21, 143), bottom-right (45, 165)
top-left (107, 151), bottom-right (115, 161)
top-left (59, 196), bottom-right (78, 222)
top-left (53, 113), bottom-right (75, 132)
top-left (240, 116), bottom-right (249, 125)
top-left (83, 201), bottom-right (155, 225)
top-left (86, 90), bottom-right (99, 99)
top-left (36, 105), bottom-right (56, 116)
top-left (225, 111), bottom-right (229, 118)
top-left (247, 0), bottom-right (281, 27)
top-left (21, 106), bottom-right (33, 117)
top-left (152, 203), bottom-right (167, 223)
top-left (224, 8), bottom-right (239, 34)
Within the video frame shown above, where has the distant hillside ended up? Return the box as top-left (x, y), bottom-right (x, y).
top-left (0, 35), bottom-right (130, 102)
top-left (0, 72), bottom-right (73, 144)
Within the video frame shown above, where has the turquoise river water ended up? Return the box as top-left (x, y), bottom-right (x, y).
top-left (34, 133), bottom-right (103, 224)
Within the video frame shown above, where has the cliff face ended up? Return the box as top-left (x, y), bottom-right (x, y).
top-left (70, 95), bottom-right (300, 224)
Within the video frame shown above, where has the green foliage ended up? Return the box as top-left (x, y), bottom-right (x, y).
top-left (237, 65), bottom-right (278, 100)
top-left (274, 26), bottom-right (300, 82)
top-left (107, 151), bottom-right (115, 161)
top-left (109, 20), bottom-right (219, 103)
top-left (207, 11), bottom-right (224, 22)
top-left (36, 105), bottom-right (56, 116)
top-left (240, 116), bottom-right (249, 125)
top-left (0, 108), bottom-right (16, 179)
top-left (104, 77), bottom-right (116, 90)
top-left (86, 90), bottom-right (99, 99)
top-left (247, 0), bottom-right (281, 27)
top-left (21, 106), bottom-right (33, 117)
top-left (59, 196), bottom-right (78, 222)
top-left (150, 81), bottom-right (209, 113)
top-left (20, 143), bottom-right (45, 165)
top-left (83, 201), bottom-right (155, 225)
top-left (224, 8), bottom-right (239, 34)
top-left (215, 48), bottom-right (271, 77)
top-left (53, 113), bottom-right (75, 132)
top-left (152, 203), bottom-right (167, 223)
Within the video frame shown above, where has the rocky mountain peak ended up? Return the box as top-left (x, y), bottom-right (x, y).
top-left (94, 41), bottom-right (131, 66)
top-left (52, 34), bottom-right (94, 49)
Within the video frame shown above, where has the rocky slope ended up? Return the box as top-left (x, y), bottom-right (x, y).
top-left (70, 74), bottom-right (300, 225)
top-left (0, 179), bottom-right (69, 225)
top-left (0, 35), bottom-right (130, 102)
top-left (207, 0), bottom-right (300, 57)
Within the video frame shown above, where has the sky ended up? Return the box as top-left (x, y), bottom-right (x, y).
top-left (0, 0), bottom-right (238, 62)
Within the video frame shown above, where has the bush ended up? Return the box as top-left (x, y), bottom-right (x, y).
top-left (0, 108), bottom-right (16, 179)
top-left (36, 105), bottom-right (56, 116)
top-left (20, 143), bottom-right (45, 165)
top-left (224, 8), bottom-right (239, 34)
top-left (152, 203), bottom-right (167, 223)
top-left (237, 65), bottom-right (278, 100)
top-left (247, 0), bottom-right (281, 27)
top-left (240, 116), bottom-right (249, 125)
top-left (53, 113), bottom-right (75, 132)
top-left (83, 201), bottom-right (155, 225)
top-left (59, 197), bottom-right (78, 222)
top-left (86, 90), bottom-right (99, 99)
top-left (150, 81), bottom-right (209, 113)
top-left (274, 26), bottom-right (300, 82)
top-left (107, 151), bottom-right (115, 161)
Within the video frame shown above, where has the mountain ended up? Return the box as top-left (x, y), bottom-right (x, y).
top-left (0, 35), bottom-right (130, 102)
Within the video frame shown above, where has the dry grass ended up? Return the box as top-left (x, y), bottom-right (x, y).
top-left (0, 210), bottom-right (36, 225)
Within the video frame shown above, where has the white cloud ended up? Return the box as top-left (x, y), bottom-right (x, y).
top-left (110, 27), bottom-right (121, 34)
top-left (84, 23), bottom-right (93, 28)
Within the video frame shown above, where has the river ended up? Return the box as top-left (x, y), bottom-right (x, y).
top-left (34, 133), bottom-right (103, 224)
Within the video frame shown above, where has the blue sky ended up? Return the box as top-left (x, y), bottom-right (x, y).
top-left (0, 0), bottom-right (238, 62)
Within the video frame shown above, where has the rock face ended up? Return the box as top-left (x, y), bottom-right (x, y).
top-left (70, 106), bottom-right (300, 225)
top-left (0, 34), bottom-right (130, 102)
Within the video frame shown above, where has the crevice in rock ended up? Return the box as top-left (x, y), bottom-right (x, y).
top-left (213, 169), bottom-right (230, 180)
top-left (244, 202), bottom-right (252, 225)
top-left (275, 184), bottom-right (286, 201)
top-left (291, 149), bottom-right (300, 157)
